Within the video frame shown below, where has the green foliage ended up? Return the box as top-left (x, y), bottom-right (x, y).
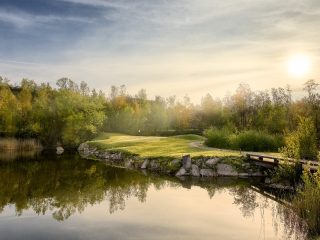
top-left (271, 161), bottom-right (303, 187)
top-left (204, 128), bottom-right (283, 152)
top-left (0, 76), bottom-right (319, 152)
top-left (281, 117), bottom-right (318, 160)
top-left (292, 168), bottom-right (320, 236)
top-left (204, 128), bottom-right (231, 149)
top-left (0, 78), bottom-right (106, 148)
top-left (231, 130), bottom-right (284, 152)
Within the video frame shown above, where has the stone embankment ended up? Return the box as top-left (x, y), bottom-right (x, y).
top-left (78, 143), bottom-right (266, 178)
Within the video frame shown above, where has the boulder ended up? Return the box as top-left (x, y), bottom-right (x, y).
top-left (191, 164), bottom-right (200, 177)
top-left (149, 160), bottom-right (160, 170)
top-left (175, 167), bottom-right (187, 176)
top-left (109, 152), bottom-right (122, 160)
top-left (217, 164), bottom-right (238, 176)
top-left (205, 158), bottom-right (220, 167)
top-left (182, 155), bottom-right (192, 170)
top-left (56, 146), bottom-right (64, 155)
top-left (200, 168), bottom-right (215, 177)
top-left (250, 171), bottom-right (266, 177)
top-left (140, 159), bottom-right (149, 169)
top-left (269, 183), bottom-right (294, 191)
top-left (172, 159), bottom-right (180, 165)
top-left (238, 173), bottom-right (249, 177)
top-left (78, 143), bottom-right (90, 156)
top-left (264, 177), bottom-right (272, 184)
top-left (78, 143), bottom-right (88, 152)
top-left (125, 159), bottom-right (134, 168)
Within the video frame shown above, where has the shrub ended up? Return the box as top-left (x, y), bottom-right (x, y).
top-left (281, 117), bottom-right (318, 160)
top-left (203, 127), bottom-right (230, 149)
top-left (271, 160), bottom-right (303, 187)
top-left (292, 168), bottom-right (320, 236)
top-left (231, 130), bottom-right (284, 152)
top-left (204, 128), bottom-right (283, 152)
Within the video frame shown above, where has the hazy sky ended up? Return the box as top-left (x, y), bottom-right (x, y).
top-left (1, 0), bottom-right (319, 101)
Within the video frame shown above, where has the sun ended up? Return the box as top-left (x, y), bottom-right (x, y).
top-left (287, 54), bottom-right (312, 78)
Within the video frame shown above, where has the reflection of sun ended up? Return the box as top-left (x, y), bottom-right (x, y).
top-left (287, 54), bottom-right (312, 78)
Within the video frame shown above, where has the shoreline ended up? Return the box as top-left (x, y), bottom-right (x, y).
top-left (78, 142), bottom-right (267, 178)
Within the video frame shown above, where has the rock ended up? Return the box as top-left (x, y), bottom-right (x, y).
top-left (238, 173), bottom-right (249, 177)
top-left (205, 158), bottom-right (220, 167)
top-left (172, 159), bottom-right (180, 165)
top-left (200, 168), bottom-right (215, 177)
top-left (176, 167), bottom-right (187, 176)
top-left (191, 164), bottom-right (200, 177)
top-left (78, 143), bottom-right (90, 156)
top-left (264, 177), bottom-right (272, 184)
top-left (149, 160), bottom-right (160, 170)
top-left (182, 155), bottom-right (192, 170)
top-left (217, 164), bottom-right (238, 176)
top-left (125, 159), bottom-right (134, 168)
top-left (78, 143), bottom-right (88, 152)
top-left (250, 171), bottom-right (266, 177)
top-left (140, 159), bottom-right (149, 169)
top-left (109, 152), bottom-right (122, 160)
top-left (56, 146), bottom-right (64, 155)
top-left (269, 183), bottom-right (294, 191)
top-left (241, 163), bottom-right (251, 169)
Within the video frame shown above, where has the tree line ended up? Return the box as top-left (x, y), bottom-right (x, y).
top-left (0, 76), bottom-right (319, 148)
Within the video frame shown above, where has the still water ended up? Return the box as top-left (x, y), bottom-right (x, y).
top-left (0, 154), bottom-right (305, 240)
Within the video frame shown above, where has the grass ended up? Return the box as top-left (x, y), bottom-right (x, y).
top-left (87, 133), bottom-right (241, 158)
top-left (291, 170), bottom-right (320, 237)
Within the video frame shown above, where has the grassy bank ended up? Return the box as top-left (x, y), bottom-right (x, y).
top-left (87, 133), bottom-right (241, 158)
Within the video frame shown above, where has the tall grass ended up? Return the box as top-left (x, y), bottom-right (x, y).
top-left (231, 130), bottom-right (284, 152)
top-left (0, 138), bottom-right (42, 151)
top-left (204, 128), bottom-right (284, 152)
top-left (292, 169), bottom-right (320, 237)
top-left (203, 128), bottom-right (231, 148)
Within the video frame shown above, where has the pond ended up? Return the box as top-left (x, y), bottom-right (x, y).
top-left (0, 154), bottom-right (306, 240)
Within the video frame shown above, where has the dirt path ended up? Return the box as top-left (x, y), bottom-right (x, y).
top-left (189, 141), bottom-right (279, 156)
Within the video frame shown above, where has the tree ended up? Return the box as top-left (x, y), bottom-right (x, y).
top-left (303, 80), bottom-right (320, 142)
top-left (281, 117), bottom-right (318, 160)
top-left (0, 84), bottom-right (19, 136)
top-left (230, 84), bottom-right (253, 130)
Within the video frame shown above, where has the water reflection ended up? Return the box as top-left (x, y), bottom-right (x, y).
top-left (0, 149), bottom-right (41, 161)
top-left (0, 154), bottom-right (307, 239)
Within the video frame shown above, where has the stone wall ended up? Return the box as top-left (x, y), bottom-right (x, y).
top-left (78, 142), bottom-right (266, 178)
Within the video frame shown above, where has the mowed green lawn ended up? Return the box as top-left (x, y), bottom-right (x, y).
top-left (87, 133), bottom-right (241, 158)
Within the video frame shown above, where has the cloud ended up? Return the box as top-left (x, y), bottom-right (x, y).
top-left (0, 0), bottom-right (320, 101)
top-left (0, 9), bottom-right (96, 28)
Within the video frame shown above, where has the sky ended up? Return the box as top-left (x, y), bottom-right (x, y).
top-left (0, 0), bottom-right (319, 101)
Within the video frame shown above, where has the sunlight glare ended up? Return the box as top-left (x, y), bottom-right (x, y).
top-left (287, 54), bottom-right (312, 78)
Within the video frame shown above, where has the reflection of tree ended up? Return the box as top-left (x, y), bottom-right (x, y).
top-left (230, 186), bottom-right (258, 218)
top-left (0, 155), bottom-right (165, 221)
top-left (0, 155), bottom-right (309, 239)
top-left (273, 202), bottom-right (308, 239)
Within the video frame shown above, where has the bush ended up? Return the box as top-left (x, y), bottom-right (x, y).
top-left (203, 128), bottom-right (230, 149)
top-left (281, 117), bottom-right (318, 160)
top-left (231, 130), bottom-right (284, 152)
top-left (271, 160), bottom-right (303, 187)
top-left (292, 169), bottom-right (320, 236)
top-left (204, 128), bottom-right (283, 152)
